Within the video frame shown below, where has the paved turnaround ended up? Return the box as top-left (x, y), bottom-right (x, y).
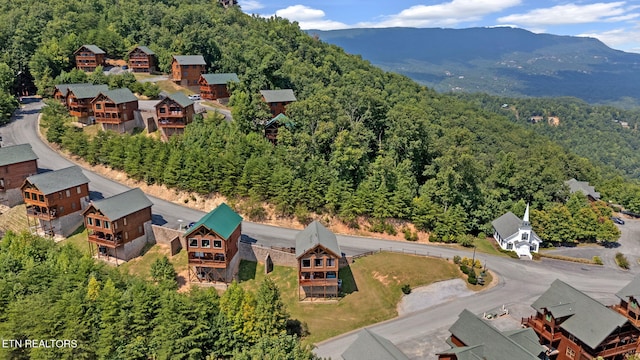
top-left (6, 98), bottom-right (638, 359)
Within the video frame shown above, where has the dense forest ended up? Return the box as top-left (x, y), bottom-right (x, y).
top-left (0, 232), bottom-right (316, 359)
top-left (7, 0), bottom-right (630, 243)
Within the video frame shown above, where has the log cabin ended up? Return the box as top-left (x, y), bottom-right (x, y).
top-left (171, 55), bottom-right (206, 86)
top-left (612, 275), bottom-right (640, 328)
top-left (342, 329), bottom-right (409, 360)
top-left (66, 84), bottom-right (109, 122)
top-left (83, 188), bottom-right (153, 263)
top-left (53, 83), bottom-right (90, 104)
top-left (295, 221), bottom-right (341, 300)
top-left (127, 46), bottom-right (156, 73)
top-left (264, 113), bottom-right (294, 144)
top-left (198, 73), bottom-right (239, 100)
top-left (21, 166), bottom-right (90, 237)
top-left (154, 92), bottom-right (195, 140)
top-left (92, 88), bottom-right (139, 133)
top-left (0, 144), bottom-right (38, 206)
top-left (185, 203), bottom-right (242, 283)
top-left (74, 45), bottom-right (106, 72)
top-left (260, 89), bottom-right (296, 116)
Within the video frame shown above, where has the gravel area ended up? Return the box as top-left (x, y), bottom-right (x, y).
top-left (398, 279), bottom-right (473, 316)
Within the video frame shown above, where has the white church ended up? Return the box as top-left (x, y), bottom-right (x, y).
top-left (491, 204), bottom-right (541, 259)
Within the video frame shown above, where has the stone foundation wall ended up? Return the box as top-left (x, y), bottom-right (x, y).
top-left (238, 242), bottom-right (297, 267)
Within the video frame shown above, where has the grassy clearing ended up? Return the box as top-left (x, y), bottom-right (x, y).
top-left (59, 227), bottom-right (92, 256)
top-left (473, 237), bottom-right (506, 257)
top-left (238, 252), bottom-right (459, 344)
top-left (156, 80), bottom-right (193, 95)
top-left (118, 243), bottom-right (187, 280)
top-left (0, 204), bottom-right (29, 233)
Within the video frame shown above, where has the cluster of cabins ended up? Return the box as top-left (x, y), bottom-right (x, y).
top-left (68, 44), bottom-right (298, 142)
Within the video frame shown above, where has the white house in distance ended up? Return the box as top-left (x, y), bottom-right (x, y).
top-left (491, 204), bottom-right (541, 259)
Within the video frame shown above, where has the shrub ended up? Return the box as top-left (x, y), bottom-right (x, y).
top-left (615, 252), bottom-right (630, 269)
top-left (459, 264), bottom-right (469, 275)
top-left (467, 269), bottom-right (477, 285)
top-left (401, 284), bottom-right (411, 295)
top-left (403, 228), bottom-right (418, 241)
top-left (593, 256), bottom-right (603, 265)
top-left (453, 255), bottom-right (461, 264)
top-left (457, 234), bottom-right (475, 247)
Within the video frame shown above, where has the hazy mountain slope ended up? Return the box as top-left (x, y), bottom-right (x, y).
top-left (311, 27), bottom-right (640, 106)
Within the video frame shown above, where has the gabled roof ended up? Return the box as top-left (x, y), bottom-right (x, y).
top-left (75, 45), bottom-right (105, 55)
top-left (265, 113), bottom-right (295, 128)
top-left (184, 203), bottom-right (242, 240)
top-left (616, 275), bottom-right (640, 301)
top-left (295, 221), bottom-right (341, 258)
top-left (156, 92), bottom-right (193, 108)
top-left (95, 88), bottom-right (138, 104)
top-left (200, 73), bottom-right (239, 85)
top-left (531, 279), bottom-right (628, 349)
top-left (491, 211), bottom-right (521, 239)
top-left (83, 188), bottom-right (152, 221)
top-left (565, 178), bottom-right (601, 200)
top-left (24, 166), bottom-right (89, 195)
top-left (260, 89), bottom-right (297, 103)
top-left (0, 144), bottom-right (38, 167)
top-left (54, 83), bottom-right (92, 95)
top-left (129, 46), bottom-right (155, 56)
top-left (67, 84), bottom-right (109, 100)
top-left (172, 55), bottom-right (206, 65)
top-left (341, 329), bottom-right (409, 360)
top-left (441, 309), bottom-right (543, 360)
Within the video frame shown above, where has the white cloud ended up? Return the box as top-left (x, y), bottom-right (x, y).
top-left (358, 0), bottom-right (521, 28)
top-left (578, 27), bottom-right (640, 53)
top-left (274, 5), bottom-right (349, 30)
top-left (238, 0), bottom-right (264, 11)
top-left (498, 2), bottom-right (629, 26)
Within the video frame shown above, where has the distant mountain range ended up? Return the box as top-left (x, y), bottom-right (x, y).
top-left (311, 27), bottom-right (640, 107)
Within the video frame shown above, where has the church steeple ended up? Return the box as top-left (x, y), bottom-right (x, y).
top-left (523, 203), bottom-right (530, 225)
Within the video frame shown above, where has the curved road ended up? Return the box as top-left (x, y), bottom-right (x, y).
top-left (6, 98), bottom-right (639, 359)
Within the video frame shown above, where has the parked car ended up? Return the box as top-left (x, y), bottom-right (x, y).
top-left (188, 94), bottom-right (201, 101)
top-left (611, 216), bottom-right (625, 225)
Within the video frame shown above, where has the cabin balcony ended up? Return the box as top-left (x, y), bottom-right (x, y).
top-left (26, 206), bottom-right (57, 220)
top-left (158, 118), bottom-right (187, 128)
top-left (69, 106), bottom-right (91, 118)
top-left (299, 278), bottom-right (339, 287)
top-left (95, 111), bottom-right (124, 123)
top-left (88, 230), bottom-right (124, 248)
top-left (188, 253), bottom-right (227, 268)
top-left (522, 316), bottom-right (562, 342)
top-left (597, 339), bottom-right (639, 358)
top-left (611, 304), bottom-right (640, 327)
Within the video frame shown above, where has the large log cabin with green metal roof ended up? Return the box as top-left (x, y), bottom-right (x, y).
top-left (260, 89), bottom-right (296, 117)
top-left (21, 166), bottom-right (90, 238)
top-left (295, 220), bottom-right (341, 300)
top-left (184, 203), bottom-right (242, 283)
top-left (127, 46), bottom-right (156, 73)
top-left (171, 55), bottom-right (206, 86)
top-left (65, 84), bottom-right (109, 122)
top-left (83, 188), bottom-right (153, 264)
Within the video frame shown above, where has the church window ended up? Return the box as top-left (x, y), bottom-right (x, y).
top-left (522, 232), bottom-right (528, 241)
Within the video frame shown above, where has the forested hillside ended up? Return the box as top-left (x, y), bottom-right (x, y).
top-left (4, 0), bottom-right (630, 241)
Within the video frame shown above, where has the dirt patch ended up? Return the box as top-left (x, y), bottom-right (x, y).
top-left (372, 271), bottom-right (391, 286)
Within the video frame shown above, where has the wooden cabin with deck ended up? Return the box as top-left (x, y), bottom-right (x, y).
top-left (295, 220), bottom-right (341, 300)
top-left (171, 55), bottom-right (206, 86)
top-left (83, 188), bottom-right (153, 263)
top-left (74, 45), bottom-right (106, 72)
top-left (0, 144), bottom-right (38, 206)
top-left (185, 203), bottom-right (242, 283)
top-left (612, 275), bottom-right (640, 328)
top-left (155, 92), bottom-right (194, 140)
top-left (21, 166), bottom-right (90, 238)
top-left (127, 46), bottom-right (156, 73)
top-left (66, 84), bottom-right (109, 122)
top-left (53, 83), bottom-right (90, 104)
top-left (198, 73), bottom-right (239, 100)
top-left (264, 113), bottom-right (294, 144)
top-left (260, 89), bottom-right (296, 116)
top-left (92, 88), bottom-right (139, 133)
top-left (522, 279), bottom-right (640, 360)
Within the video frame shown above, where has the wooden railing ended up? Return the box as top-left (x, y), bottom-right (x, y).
top-left (26, 207), bottom-right (56, 220)
top-left (88, 234), bottom-right (123, 248)
top-left (299, 278), bottom-right (339, 287)
top-left (188, 257), bottom-right (227, 267)
top-left (522, 316), bottom-right (562, 342)
top-left (597, 341), bottom-right (638, 358)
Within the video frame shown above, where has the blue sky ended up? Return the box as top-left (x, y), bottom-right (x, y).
top-left (238, 0), bottom-right (640, 53)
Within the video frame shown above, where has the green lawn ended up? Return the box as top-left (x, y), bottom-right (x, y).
top-left (238, 252), bottom-right (460, 344)
top-left (59, 227), bottom-right (92, 256)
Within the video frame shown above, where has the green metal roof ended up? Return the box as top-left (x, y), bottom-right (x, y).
top-left (130, 46), bottom-right (155, 56)
top-left (565, 178), bottom-right (601, 200)
top-left (531, 279), bottom-right (628, 349)
top-left (295, 221), bottom-right (341, 258)
top-left (25, 166), bottom-right (89, 195)
top-left (265, 113), bottom-right (295, 128)
top-left (55, 83), bottom-right (92, 95)
top-left (341, 329), bottom-right (410, 360)
top-left (162, 92), bottom-right (193, 108)
top-left (75, 45), bottom-right (105, 55)
top-left (98, 88), bottom-right (138, 104)
top-left (184, 203), bottom-right (242, 240)
top-left (260, 89), bottom-right (297, 103)
top-left (84, 188), bottom-right (152, 221)
top-left (172, 55), bottom-right (206, 65)
top-left (444, 309), bottom-right (544, 360)
top-left (0, 144), bottom-right (38, 167)
top-left (616, 275), bottom-right (640, 301)
top-left (200, 73), bottom-right (239, 85)
top-left (68, 84), bottom-right (109, 100)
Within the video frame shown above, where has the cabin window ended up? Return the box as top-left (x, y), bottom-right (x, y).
top-left (87, 217), bottom-right (93, 226)
top-left (31, 193), bottom-right (37, 200)
top-left (314, 258), bottom-right (323, 267)
top-left (201, 239), bottom-right (210, 248)
top-left (71, 202), bottom-right (76, 210)
top-left (138, 225), bottom-right (142, 234)
top-left (114, 222), bottom-right (118, 229)
top-left (125, 232), bottom-right (129, 240)
top-left (213, 240), bottom-right (222, 248)
top-left (24, 191), bottom-right (29, 199)
top-left (327, 258), bottom-right (335, 267)
top-left (302, 259), bottom-right (311, 268)
top-left (104, 221), bottom-right (110, 229)
top-left (123, 104), bottom-right (127, 110)
top-left (38, 194), bottom-right (44, 202)
top-left (95, 219), bottom-right (101, 227)
top-left (159, 108), bottom-right (166, 114)
top-left (530, 244), bottom-right (537, 252)
top-left (77, 186), bottom-right (82, 194)
top-left (95, 104), bottom-right (101, 110)
top-left (327, 271), bottom-right (337, 279)
top-left (189, 238), bottom-right (198, 248)
top-left (123, 218), bottom-right (127, 226)
top-left (59, 192), bottom-right (63, 199)
top-left (522, 233), bottom-right (528, 241)
top-left (66, 190), bottom-right (71, 197)
top-left (565, 347), bottom-right (575, 359)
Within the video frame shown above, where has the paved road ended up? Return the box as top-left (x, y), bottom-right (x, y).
top-left (7, 97), bottom-right (640, 359)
